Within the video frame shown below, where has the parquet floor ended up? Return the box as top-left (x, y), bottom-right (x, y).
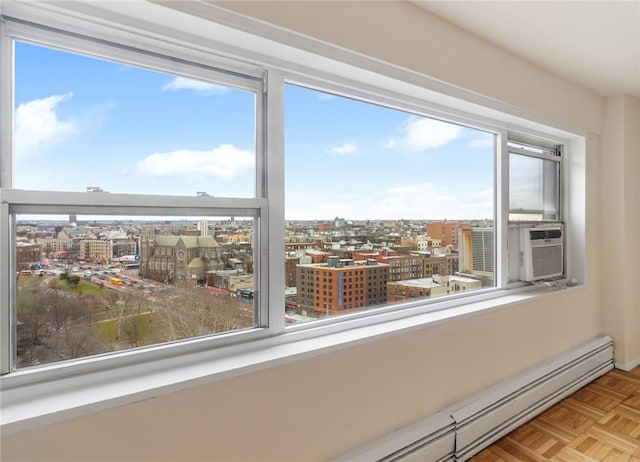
top-left (471, 366), bottom-right (640, 462)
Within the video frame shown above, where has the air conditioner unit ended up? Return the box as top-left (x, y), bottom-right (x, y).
top-left (520, 226), bottom-right (563, 281)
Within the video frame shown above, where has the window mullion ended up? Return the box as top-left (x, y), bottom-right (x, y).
top-left (0, 20), bottom-right (13, 189)
top-left (0, 21), bottom-right (13, 375)
top-left (0, 202), bottom-right (12, 374)
top-left (497, 130), bottom-right (510, 288)
top-left (265, 69), bottom-right (285, 334)
top-left (3, 189), bottom-right (266, 213)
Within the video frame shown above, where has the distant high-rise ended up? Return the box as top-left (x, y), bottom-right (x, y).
top-left (69, 214), bottom-right (77, 225)
top-left (458, 227), bottom-right (494, 285)
top-left (197, 220), bottom-right (209, 236)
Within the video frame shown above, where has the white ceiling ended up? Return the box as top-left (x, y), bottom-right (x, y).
top-left (413, 1), bottom-right (640, 98)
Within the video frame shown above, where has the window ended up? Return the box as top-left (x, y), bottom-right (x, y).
top-left (0, 3), bottom-right (579, 397)
top-left (508, 141), bottom-right (561, 221)
top-left (285, 84), bottom-right (496, 321)
top-left (2, 27), bottom-right (268, 372)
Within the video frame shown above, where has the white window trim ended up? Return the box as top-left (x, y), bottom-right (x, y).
top-left (0, 0), bottom-right (587, 434)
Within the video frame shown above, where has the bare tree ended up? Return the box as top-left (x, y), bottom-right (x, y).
top-left (16, 278), bottom-right (106, 366)
top-left (101, 290), bottom-right (143, 340)
top-left (153, 282), bottom-right (253, 342)
top-left (16, 279), bottom-right (49, 365)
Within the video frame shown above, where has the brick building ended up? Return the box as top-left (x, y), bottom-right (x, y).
top-left (296, 257), bottom-right (389, 316)
top-left (426, 221), bottom-right (471, 248)
top-left (16, 243), bottom-right (42, 270)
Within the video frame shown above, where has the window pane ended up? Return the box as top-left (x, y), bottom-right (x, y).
top-left (509, 153), bottom-right (559, 220)
top-left (15, 214), bottom-right (255, 368)
top-left (284, 84), bottom-right (495, 324)
top-left (14, 42), bottom-right (256, 197)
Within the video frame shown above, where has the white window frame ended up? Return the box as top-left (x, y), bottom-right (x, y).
top-left (0, 0), bottom-right (587, 435)
top-left (0, 18), bottom-right (276, 374)
top-left (508, 138), bottom-right (563, 222)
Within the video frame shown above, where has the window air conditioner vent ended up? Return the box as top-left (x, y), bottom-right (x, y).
top-left (520, 226), bottom-right (563, 281)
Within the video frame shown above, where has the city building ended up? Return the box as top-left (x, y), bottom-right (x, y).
top-left (420, 252), bottom-right (459, 278)
top-left (426, 221), bottom-right (471, 248)
top-left (15, 243), bottom-right (42, 270)
top-left (458, 227), bottom-right (495, 286)
top-left (285, 253), bottom-right (311, 287)
top-left (140, 228), bottom-right (224, 283)
top-left (206, 270), bottom-right (253, 294)
top-left (111, 239), bottom-right (138, 258)
top-left (296, 257), bottom-right (389, 316)
top-left (79, 239), bottom-right (113, 262)
top-left (36, 238), bottom-right (74, 256)
top-left (376, 254), bottom-right (423, 281)
top-left (387, 277), bottom-right (446, 304)
top-left (432, 274), bottom-right (483, 296)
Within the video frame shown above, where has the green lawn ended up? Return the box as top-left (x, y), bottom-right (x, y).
top-left (97, 311), bottom-right (152, 345)
top-left (71, 280), bottom-right (104, 293)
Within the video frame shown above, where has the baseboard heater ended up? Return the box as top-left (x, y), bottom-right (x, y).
top-left (333, 410), bottom-right (455, 462)
top-left (333, 336), bottom-right (614, 462)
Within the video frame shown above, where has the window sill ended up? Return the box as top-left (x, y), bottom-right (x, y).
top-left (0, 284), bottom-right (584, 436)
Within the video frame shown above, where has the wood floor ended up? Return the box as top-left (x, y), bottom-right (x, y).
top-left (471, 366), bottom-right (640, 462)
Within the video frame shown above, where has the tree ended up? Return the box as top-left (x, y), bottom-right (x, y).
top-left (16, 279), bottom-right (106, 366)
top-left (101, 289), bottom-right (149, 344)
top-left (153, 282), bottom-right (253, 342)
top-left (16, 279), bottom-right (49, 365)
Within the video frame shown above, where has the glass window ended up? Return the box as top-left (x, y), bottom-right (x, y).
top-left (14, 42), bottom-right (257, 198)
top-left (5, 39), bottom-right (263, 370)
top-left (0, 16), bottom-right (571, 378)
top-left (14, 214), bottom-right (256, 368)
top-left (509, 142), bottom-right (561, 221)
top-left (284, 84), bottom-right (496, 324)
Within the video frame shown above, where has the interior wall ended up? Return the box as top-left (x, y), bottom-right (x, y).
top-left (214, 0), bottom-right (603, 135)
top-left (626, 97), bottom-right (640, 365)
top-left (1, 1), bottom-right (608, 461)
top-left (1, 292), bottom-right (601, 462)
top-left (601, 95), bottom-right (640, 367)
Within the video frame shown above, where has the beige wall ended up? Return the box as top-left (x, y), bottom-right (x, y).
top-left (601, 95), bottom-right (640, 366)
top-left (1, 1), bottom-right (623, 461)
top-left (1, 293), bottom-right (601, 462)
top-left (215, 1), bottom-right (603, 134)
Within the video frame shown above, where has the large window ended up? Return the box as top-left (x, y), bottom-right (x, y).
top-left (284, 84), bottom-right (496, 323)
top-left (2, 33), bottom-right (267, 371)
top-left (0, 9), bottom-right (570, 380)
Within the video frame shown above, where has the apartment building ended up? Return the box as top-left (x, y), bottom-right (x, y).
top-left (426, 221), bottom-right (470, 249)
top-left (297, 258), bottom-right (389, 315)
top-left (79, 239), bottom-right (112, 262)
top-left (15, 243), bottom-right (42, 270)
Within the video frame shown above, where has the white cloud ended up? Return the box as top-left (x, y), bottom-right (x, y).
top-left (286, 182), bottom-right (493, 221)
top-left (136, 144), bottom-right (254, 179)
top-left (385, 117), bottom-right (462, 152)
top-left (330, 142), bottom-right (357, 155)
top-left (162, 77), bottom-right (229, 94)
top-left (15, 93), bottom-right (76, 155)
top-left (467, 138), bottom-right (494, 149)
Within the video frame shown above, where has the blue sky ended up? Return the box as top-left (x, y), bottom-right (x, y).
top-left (14, 41), bottom-right (496, 221)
